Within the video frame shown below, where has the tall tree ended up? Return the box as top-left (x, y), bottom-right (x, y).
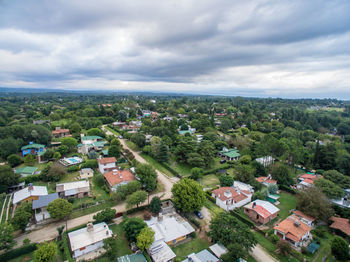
top-left (136, 227), bottom-right (155, 251)
top-left (122, 218), bottom-right (147, 242)
top-left (126, 190), bottom-right (148, 209)
top-left (47, 198), bottom-right (73, 231)
top-left (149, 196), bottom-right (162, 215)
top-left (0, 223), bottom-right (16, 251)
top-left (0, 165), bottom-right (20, 193)
top-left (136, 163), bottom-right (157, 192)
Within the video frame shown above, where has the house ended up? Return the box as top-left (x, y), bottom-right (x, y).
top-left (78, 140), bottom-right (106, 155)
top-left (33, 119), bottom-right (50, 125)
top-left (56, 180), bottom-right (90, 198)
top-left (13, 185), bottom-right (48, 206)
top-left (148, 240), bottom-right (176, 262)
top-left (212, 187), bottom-right (252, 211)
top-left (329, 216), bottom-right (350, 236)
top-left (81, 135), bottom-right (103, 145)
top-left (266, 194), bottom-right (280, 204)
top-left (209, 244), bottom-right (228, 258)
top-left (274, 215), bottom-right (312, 247)
top-left (79, 168), bottom-right (94, 179)
top-left (255, 156), bottom-right (275, 167)
top-left (256, 175), bottom-right (277, 187)
top-left (98, 157), bottom-right (117, 174)
top-left (68, 222), bottom-right (113, 259)
top-left (178, 126), bottom-right (196, 136)
top-left (15, 166), bottom-right (38, 177)
top-left (117, 253), bottom-right (147, 262)
top-left (291, 210), bottom-right (315, 228)
top-left (297, 174), bottom-right (322, 189)
top-left (145, 134), bottom-right (153, 143)
top-left (244, 200), bottom-right (279, 225)
top-left (104, 169), bottom-right (135, 191)
top-left (233, 181), bottom-right (255, 194)
top-left (112, 121), bottom-right (127, 129)
top-left (32, 193), bottom-right (58, 223)
top-left (52, 127), bottom-right (71, 138)
top-left (218, 147), bottom-right (240, 161)
top-left (21, 142), bottom-right (46, 157)
top-left (183, 249), bottom-right (219, 262)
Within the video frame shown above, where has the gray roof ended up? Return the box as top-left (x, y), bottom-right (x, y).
top-left (65, 189), bottom-right (78, 196)
top-left (183, 249), bottom-right (219, 262)
top-left (32, 193), bottom-right (58, 209)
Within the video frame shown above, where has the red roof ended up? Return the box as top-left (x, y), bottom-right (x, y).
top-left (274, 216), bottom-right (311, 242)
top-left (256, 177), bottom-right (277, 185)
top-left (330, 217), bottom-right (350, 235)
top-left (104, 169), bottom-right (135, 187)
top-left (302, 178), bottom-right (314, 185)
top-left (291, 210), bottom-right (315, 222)
top-left (52, 129), bottom-right (70, 134)
top-left (98, 157), bottom-right (117, 164)
top-left (244, 202), bottom-right (272, 218)
top-left (212, 187), bottom-right (248, 203)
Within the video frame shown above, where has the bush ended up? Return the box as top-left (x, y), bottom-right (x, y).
top-left (67, 165), bottom-right (79, 173)
top-left (0, 243), bottom-right (37, 261)
top-left (230, 211), bottom-right (255, 228)
top-left (279, 185), bottom-right (296, 194)
top-left (205, 192), bottom-right (216, 204)
top-left (301, 246), bottom-right (309, 255)
top-left (20, 174), bottom-right (41, 184)
top-left (311, 227), bottom-right (327, 238)
top-left (93, 208), bottom-right (116, 223)
top-left (183, 213), bottom-right (201, 228)
top-left (126, 205), bottom-right (148, 215)
top-left (143, 210), bottom-right (152, 221)
top-left (270, 234), bottom-right (279, 244)
top-left (81, 159), bottom-right (98, 169)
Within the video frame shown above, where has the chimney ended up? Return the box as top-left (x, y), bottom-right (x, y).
top-left (87, 223), bottom-right (94, 232)
top-left (158, 214), bottom-right (163, 222)
top-left (113, 169), bottom-right (117, 175)
top-left (252, 202), bottom-right (256, 209)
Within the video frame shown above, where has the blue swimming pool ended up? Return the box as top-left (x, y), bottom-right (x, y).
top-left (68, 158), bottom-right (78, 163)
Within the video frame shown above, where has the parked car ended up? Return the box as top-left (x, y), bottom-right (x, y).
top-left (194, 211), bottom-right (204, 219)
top-left (220, 159), bottom-right (226, 164)
top-left (118, 135), bottom-right (123, 139)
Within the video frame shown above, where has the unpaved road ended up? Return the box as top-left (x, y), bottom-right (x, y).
top-left (251, 244), bottom-right (279, 262)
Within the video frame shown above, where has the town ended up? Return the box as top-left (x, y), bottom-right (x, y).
top-left (0, 94), bottom-right (349, 262)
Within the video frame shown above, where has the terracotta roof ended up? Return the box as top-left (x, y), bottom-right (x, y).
top-left (98, 157), bottom-right (117, 164)
top-left (212, 187), bottom-right (239, 201)
top-left (52, 129), bottom-right (70, 134)
top-left (104, 169), bottom-right (135, 187)
top-left (274, 216), bottom-right (311, 242)
top-left (302, 178), bottom-right (314, 185)
top-left (291, 210), bottom-right (315, 222)
top-left (256, 177), bottom-right (267, 183)
top-left (241, 190), bottom-right (253, 195)
top-left (232, 194), bottom-right (248, 203)
top-left (330, 217), bottom-right (350, 235)
top-left (256, 177), bottom-right (277, 184)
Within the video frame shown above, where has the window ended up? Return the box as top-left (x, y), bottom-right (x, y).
top-left (80, 247), bottom-right (86, 251)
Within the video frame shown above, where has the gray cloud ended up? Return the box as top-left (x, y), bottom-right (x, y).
top-left (0, 0), bottom-right (350, 98)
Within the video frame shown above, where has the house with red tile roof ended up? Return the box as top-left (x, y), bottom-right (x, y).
top-left (256, 175), bottom-right (277, 187)
top-left (274, 215), bottom-right (312, 247)
top-left (244, 200), bottom-right (279, 225)
top-left (291, 210), bottom-right (315, 228)
top-left (329, 216), bottom-right (350, 236)
top-left (104, 169), bottom-right (135, 191)
top-left (98, 157), bottom-right (117, 174)
top-left (52, 127), bottom-right (71, 138)
top-left (297, 174), bottom-right (322, 189)
top-left (212, 187), bottom-right (252, 211)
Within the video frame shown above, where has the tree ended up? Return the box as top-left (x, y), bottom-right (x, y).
top-left (267, 184), bottom-right (278, 194)
top-left (0, 223), bottom-right (16, 251)
top-left (221, 243), bottom-right (249, 262)
top-left (33, 241), bottom-right (57, 262)
top-left (7, 154), bottom-right (22, 167)
top-left (171, 178), bottom-right (206, 213)
top-left (41, 162), bottom-right (66, 182)
top-left (108, 145), bottom-right (120, 158)
top-left (219, 175), bottom-right (234, 187)
top-left (150, 136), bottom-right (162, 156)
top-left (323, 170), bottom-right (350, 189)
top-left (110, 138), bottom-right (121, 147)
top-left (126, 190), bottom-right (147, 209)
top-left (157, 143), bottom-right (169, 163)
top-left (136, 227), bottom-right (155, 251)
top-left (198, 140), bottom-right (215, 167)
top-left (57, 145), bottom-right (69, 155)
top-left (24, 154), bottom-right (36, 165)
top-left (47, 198), bottom-right (72, 230)
top-left (331, 236), bottom-right (349, 261)
top-left (149, 196), bottom-right (162, 215)
top-left (190, 167), bottom-right (203, 180)
top-left (235, 164), bottom-right (255, 184)
top-left (87, 128), bottom-right (104, 137)
top-left (0, 165), bottom-right (20, 193)
top-left (117, 110), bottom-right (127, 122)
top-left (314, 179), bottom-right (344, 199)
top-left (271, 163), bottom-right (293, 186)
top-left (11, 202), bottom-right (32, 232)
top-left (0, 138), bottom-right (18, 159)
top-left (69, 122), bottom-right (82, 134)
top-left (93, 208), bottom-right (116, 223)
top-left (336, 153), bottom-right (350, 177)
top-left (103, 237), bottom-right (118, 259)
top-left (136, 163), bottom-right (157, 192)
top-left (61, 137), bottom-right (78, 152)
top-left (276, 239), bottom-right (292, 255)
top-left (53, 151), bottom-right (61, 160)
top-left (122, 217), bottom-right (147, 242)
top-left (296, 187), bottom-right (334, 221)
top-left (131, 133), bottom-right (146, 148)
top-left (209, 212), bottom-right (257, 254)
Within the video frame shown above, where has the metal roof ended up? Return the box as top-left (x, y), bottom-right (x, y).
top-left (32, 193), bottom-right (58, 209)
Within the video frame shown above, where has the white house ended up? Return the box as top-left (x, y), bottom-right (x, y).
top-left (32, 193), bottom-right (58, 223)
top-left (13, 185), bottom-right (48, 206)
top-left (68, 222), bottom-right (113, 259)
top-left (212, 187), bottom-right (252, 211)
top-left (255, 156), bottom-right (275, 167)
top-left (80, 135), bottom-right (103, 145)
top-left (98, 157), bottom-right (117, 174)
top-left (233, 181), bottom-right (255, 194)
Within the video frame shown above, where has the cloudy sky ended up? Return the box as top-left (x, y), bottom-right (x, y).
top-left (1, 0), bottom-right (350, 99)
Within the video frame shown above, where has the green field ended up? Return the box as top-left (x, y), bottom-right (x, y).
top-left (172, 236), bottom-right (210, 261)
top-left (140, 153), bottom-right (174, 178)
top-left (125, 140), bottom-right (139, 151)
top-left (278, 192), bottom-right (297, 220)
top-left (200, 174), bottom-right (219, 188)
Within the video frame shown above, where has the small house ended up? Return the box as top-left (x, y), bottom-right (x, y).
top-left (104, 169), bottom-right (135, 191)
top-left (21, 142), bottom-right (46, 158)
top-left (183, 249), bottom-right (219, 262)
top-left (297, 174), bottom-right (322, 189)
top-left (15, 166), bottom-right (38, 177)
top-left (256, 175), bottom-right (277, 187)
top-left (68, 222), bottom-right (113, 259)
top-left (56, 180), bottom-right (90, 198)
top-left (212, 187), bottom-right (252, 211)
top-left (52, 127), bottom-right (71, 138)
top-left (244, 200), bottom-right (279, 225)
top-left (329, 216), bottom-right (350, 237)
top-left (98, 157), bottom-right (117, 174)
top-left (32, 193), bottom-right (58, 223)
top-left (13, 185), bottom-right (48, 206)
top-left (218, 147), bottom-right (240, 161)
top-left (79, 168), bottom-right (94, 179)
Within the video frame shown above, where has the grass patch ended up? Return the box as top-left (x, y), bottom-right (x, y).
top-left (200, 174), bottom-right (219, 188)
top-left (8, 252), bottom-right (62, 262)
top-left (52, 119), bottom-right (70, 126)
top-left (59, 171), bottom-right (79, 183)
top-left (140, 153), bottom-right (174, 178)
top-left (204, 199), bottom-right (223, 217)
top-left (109, 224), bottom-right (132, 256)
top-left (1, 195), bottom-right (10, 223)
top-left (278, 192), bottom-right (297, 220)
top-left (169, 159), bottom-right (192, 177)
top-left (70, 200), bottom-right (115, 219)
top-left (105, 126), bottom-right (120, 136)
top-left (125, 141), bottom-right (139, 151)
top-left (91, 176), bottom-right (110, 201)
top-left (172, 236), bottom-right (210, 261)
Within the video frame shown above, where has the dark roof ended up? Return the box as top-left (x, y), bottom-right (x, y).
top-left (32, 193), bottom-right (58, 209)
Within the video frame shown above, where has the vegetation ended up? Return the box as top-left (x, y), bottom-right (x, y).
top-left (136, 227), bottom-right (155, 251)
top-left (122, 217), bottom-right (147, 242)
top-left (33, 241), bottom-right (57, 262)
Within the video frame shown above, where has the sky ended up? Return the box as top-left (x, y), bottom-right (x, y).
top-left (1, 0), bottom-right (350, 99)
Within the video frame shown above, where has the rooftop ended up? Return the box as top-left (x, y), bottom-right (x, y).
top-left (81, 135), bottom-right (103, 141)
top-left (330, 216), bottom-right (350, 235)
top-left (117, 254), bottom-right (147, 262)
top-left (21, 143), bottom-right (45, 150)
top-left (104, 169), bottom-right (135, 187)
top-left (32, 193), bottom-right (58, 209)
top-left (291, 210), bottom-right (315, 222)
top-left (13, 186), bottom-right (48, 204)
top-left (244, 200), bottom-right (279, 218)
top-left (183, 249), bottom-right (219, 262)
top-left (98, 157), bottom-right (117, 164)
top-left (56, 180), bottom-right (90, 192)
top-left (52, 128), bottom-right (70, 134)
top-left (212, 187), bottom-right (251, 202)
top-left (219, 148), bottom-right (240, 158)
top-left (209, 244), bottom-right (228, 258)
top-left (274, 216), bottom-right (311, 242)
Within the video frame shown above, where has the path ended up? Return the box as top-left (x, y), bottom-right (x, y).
top-left (0, 194), bottom-right (8, 222)
top-left (250, 244), bottom-right (278, 262)
top-left (6, 193), bottom-right (12, 221)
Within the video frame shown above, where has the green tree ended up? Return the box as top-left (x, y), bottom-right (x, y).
top-left (157, 143), bottom-right (169, 163)
top-left (131, 133), bottom-right (146, 148)
top-left (271, 163), bottom-right (293, 186)
top-left (0, 138), bottom-right (18, 159)
top-left (47, 198), bottom-right (72, 230)
top-left (33, 241), bottom-right (57, 262)
top-left (171, 178), bottom-right (206, 213)
top-left (126, 190), bottom-right (147, 209)
top-left (0, 165), bottom-right (20, 193)
top-left (103, 237), bottom-right (118, 259)
top-left (108, 145), bottom-right (120, 158)
top-left (61, 137), bottom-right (78, 152)
top-left (323, 170), bottom-right (350, 189)
top-left (110, 138), bottom-right (121, 147)
top-left (7, 154), bottom-right (22, 167)
top-left (190, 167), bottom-right (203, 180)
top-left (93, 208), bottom-right (116, 223)
top-left (219, 175), bottom-right (234, 187)
top-left (117, 110), bottom-right (127, 122)
top-left (122, 217), bottom-right (147, 242)
top-left (149, 196), bottom-right (162, 215)
top-left (53, 151), bottom-right (61, 160)
top-left (0, 223), bottom-right (16, 251)
top-left (41, 162), bottom-right (66, 182)
top-left (11, 202), bottom-right (32, 232)
top-left (87, 128), bottom-right (104, 137)
top-left (136, 163), bottom-right (157, 192)
top-left (314, 179), bottom-right (344, 199)
top-left (57, 145), bottom-right (69, 155)
top-left (331, 236), bottom-right (349, 261)
top-left (198, 140), bottom-right (215, 167)
top-left (69, 122), bottom-right (82, 134)
top-left (150, 136), bottom-right (162, 157)
top-left (235, 164), bottom-right (255, 184)
top-left (24, 154), bottom-right (36, 165)
top-left (136, 227), bottom-right (155, 251)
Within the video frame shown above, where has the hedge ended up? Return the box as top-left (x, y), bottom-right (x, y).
top-left (161, 163), bottom-right (182, 178)
top-left (0, 243), bottom-right (37, 261)
top-left (205, 191), bottom-right (216, 204)
top-left (230, 211), bottom-right (255, 228)
top-left (126, 205), bottom-right (149, 215)
top-left (279, 185), bottom-right (296, 194)
top-left (203, 164), bottom-right (230, 175)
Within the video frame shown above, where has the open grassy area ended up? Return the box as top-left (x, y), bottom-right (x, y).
top-left (125, 140), bottom-right (139, 151)
top-left (59, 171), bottom-right (79, 183)
top-left (109, 224), bottom-right (132, 256)
top-left (172, 236), bottom-right (210, 261)
top-left (200, 174), bottom-right (219, 188)
top-left (277, 192), bottom-right (297, 220)
top-left (8, 252), bottom-right (62, 262)
top-left (91, 175), bottom-right (110, 201)
top-left (70, 200), bottom-right (115, 219)
top-left (204, 199), bottom-right (223, 217)
top-left (52, 119), bottom-right (70, 126)
top-left (140, 153), bottom-right (174, 178)
top-left (105, 125), bottom-right (120, 136)
top-left (169, 157), bottom-right (192, 177)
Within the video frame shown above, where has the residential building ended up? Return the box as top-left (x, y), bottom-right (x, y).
top-left (291, 210), bottom-right (315, 228)
top-left (274, 215), bottom-right (312, 247)
top-left (233, 181), bottom-right (255, 194)
top-left (117, 253), bottom-right (147, 262)
top-left (297, 174), bottom-right (322, 189)
top-left (183, 249), bottom-right (219, 262)
top-left (329, 216), bottom-right (350, 236)
top-left (244, 200), bottom-right (279, 225)
top-left (209, 244), bottom-right (228, 259)
top-left (256, 175), bottom-right (277, 187)
top-left (178, 126), bottom-right (196, 136)
top-left (145, 134), bottom-right (153, 143)
top-left (56, 180), bottom-right (90, 198)
top-left (81, 135), bottom-right (103, 145)
top-left (212, 187), bottom-right (252, 211)
top-left (52, 127), bottom-right (71, 138)
top-left (218, 147), bottom-right (240, 161)
top-left (68, 222), bottom-right (113, 259)
top-left (13, 185), bottom-right (48, 206)
top-left (79, 168), bottom-right (94, 179)
top-left (255, 156), bottom-right (275, 167)
top-left (98, 157), bottom-right (117, 174)
top-left (15, 166), bottom-right (38, 177)
top-left (32, 193), bottom-right (58, 223)
top-left (21, 142), bottom-right (46, 157)
top-left (104, 169), bottom-right (135, 191)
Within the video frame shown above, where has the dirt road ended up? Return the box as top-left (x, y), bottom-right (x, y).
top-left (250, 244), bottom-right (279, 262)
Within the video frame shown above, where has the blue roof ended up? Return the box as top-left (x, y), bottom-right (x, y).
top-left (32, 193), bottom-right (58, 209)
top-left (307, 242), bottom-right (320, 254)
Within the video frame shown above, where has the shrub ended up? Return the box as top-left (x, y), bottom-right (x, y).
top-left (67, 165), bottom-right (79, 173)
top-left (229, 211), bottom-right (255, 228)
top-left (143, 210), bottom-right (152, 221)
top-left (0, 243), bottom-right (37, 261)
top-left (270, 234), bottom-right (279, 244)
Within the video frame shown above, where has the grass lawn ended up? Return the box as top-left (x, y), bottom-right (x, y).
top-left (8, 252), bottom-right (63, 262)
top-left (140, 153), bottom-right (174, 178)
top-left (70, 200), bottom-right (115, 219)
top-left (91, 175), bottom-right (110, 201)
top-left (172, 236), bottom-right (210, 261)
top-left (125, 140), bottom-right (139, 151)
top-left (105, 125), bottom-right (120, 136)
top-left (59, 171), bottom-right (79, 183)
top-left (109, 224), bottom-right (132, 256)
top-left (200, 174), bottom-right (219, 188)
top-left (169, 158), bottom-right (192, 177)
top-left (52, 119), bottom-right (70, 126)
top-left (204, 199), bottom-right (223, 217)
top-left (311, 227), bottom-right (336, 262)
top-left (277, 192), bottom-right (297, 220)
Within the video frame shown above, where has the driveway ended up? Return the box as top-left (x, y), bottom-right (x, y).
top-left (250, 244), bottom-right (278, 262)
